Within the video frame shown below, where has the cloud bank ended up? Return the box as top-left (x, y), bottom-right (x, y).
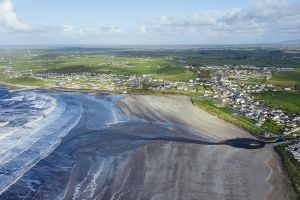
top-left (61, 25), bottom-right (122, 36)
top-left (0, 0), bottom-right (299, 44)
top-left (0, 0), bottom-right (30, 31)
top-left (140, 0), bottom-right (300, 41)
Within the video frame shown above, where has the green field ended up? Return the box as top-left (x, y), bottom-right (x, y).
top-left (275, 144), bottom-right (300, 199)
top-left (1, 47), bottom-right (300, 91)
top-left (112, 48), bottom-right (300, 67)
top-left (191, 99), bottom-right (265, 137)
top-left (0, 76), bottom-right (47, 87)
top-left (0, 53), bottom-right (197, 83)
top-left (267, 68), bottom-right (300, 90)
top-left (254, 91), bottom-right (300, 115)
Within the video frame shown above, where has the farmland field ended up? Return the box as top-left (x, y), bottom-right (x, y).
top-left (267, 68), bottom-right (300, 90)
top-left (254, 91), bottom-right (300, 115)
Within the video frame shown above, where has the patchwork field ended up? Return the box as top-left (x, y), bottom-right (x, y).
top-left (0, 53), bottom-right (196, 81)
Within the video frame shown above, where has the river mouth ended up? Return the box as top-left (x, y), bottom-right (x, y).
top-left (0, 90), bottom-right (287, 200)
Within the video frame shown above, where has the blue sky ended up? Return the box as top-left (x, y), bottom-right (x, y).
top-left (0, 0), bottom-right (300, 45)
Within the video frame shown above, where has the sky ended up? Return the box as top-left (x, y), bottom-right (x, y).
top-left (0, 0), bottom-right (300, 45)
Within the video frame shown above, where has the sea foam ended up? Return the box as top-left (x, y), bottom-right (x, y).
top-left (0, 91), bottom-right (82, 195)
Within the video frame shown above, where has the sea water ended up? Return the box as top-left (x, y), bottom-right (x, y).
top-left (0, 89), bottom-right (82, 196)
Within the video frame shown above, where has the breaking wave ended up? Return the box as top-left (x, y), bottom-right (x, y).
top-left (0, 90), bottom-right (82, 195)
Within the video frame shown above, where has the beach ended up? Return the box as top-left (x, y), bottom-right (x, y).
top-left (117, 95), bottom-right (295, 200)
top-left (0, 89), bottom-right (295, 199)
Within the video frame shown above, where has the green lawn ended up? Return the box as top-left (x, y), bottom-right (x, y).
top-left (254, 91), bottom-right (300, 114)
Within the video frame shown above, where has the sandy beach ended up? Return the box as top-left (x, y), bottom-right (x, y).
top-left (119, 95), bottom-right (250, 140)
top-left (115, 95), bottom-right (294, 200)
top-left (0, 89), bottom-right (295, 199)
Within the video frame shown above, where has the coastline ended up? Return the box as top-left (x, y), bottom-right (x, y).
top-left (0, 81), bottom-right (296, 199)
top-left (0, 81), bottom-right (37, 91)
top-left (0, 81), bottom-right (114, 95)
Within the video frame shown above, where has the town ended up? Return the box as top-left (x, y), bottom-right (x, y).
top-left (286, 142), bottom-right (300, 162)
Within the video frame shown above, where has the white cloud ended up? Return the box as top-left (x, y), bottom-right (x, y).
top-left (62, 25), bottom-right (85, 36)
top-left (110, 26), bottom-right (122, 33)
top-left (141, 0), bottom-right (300, 40)
top-left (0, 0), bottom-right (30, 31)
top-left (97, 26), bottom-right (122, 34)
top-left (1, 0), bottom-right (298, 44)
top-left (61, 25), bottom-right (122, 37)
top-left (139, 25), bottom-right (148, 33)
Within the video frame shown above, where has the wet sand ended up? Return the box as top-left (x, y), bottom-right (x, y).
top-left (114, 95), bottom-right (294, 200)
top-left (119, 95), bottom-right (250, 139)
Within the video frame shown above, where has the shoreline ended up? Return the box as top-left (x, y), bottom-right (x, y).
top-left (0, 81), bottom-right (200, 96)
top-left (0, 81), bottom-right (115, 94)
top-left (0, 81), bottom-right (37, 92)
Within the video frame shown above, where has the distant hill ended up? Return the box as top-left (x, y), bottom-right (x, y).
top-left (279, 39), bottom-right (300, 45)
